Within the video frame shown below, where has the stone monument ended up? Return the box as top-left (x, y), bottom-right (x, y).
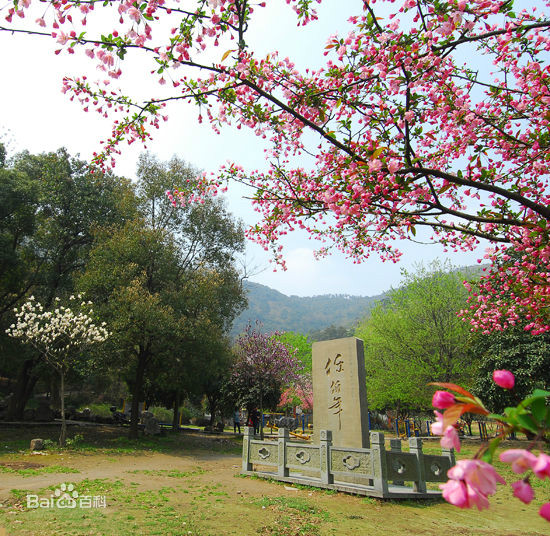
top-left (312, 337), bottom-right (369, 448)
top-left (241, 336), bottom-right (455, 499)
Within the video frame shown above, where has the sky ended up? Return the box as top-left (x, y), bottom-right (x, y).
top-left (0, 0), bottom-right (486, 297)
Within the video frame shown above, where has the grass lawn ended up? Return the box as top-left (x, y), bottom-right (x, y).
top-left (0, 425), bottom-right (548, 535)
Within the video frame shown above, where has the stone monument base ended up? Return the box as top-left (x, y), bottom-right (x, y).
top-left (241, 427), bottom-right (454, 500)
top-left (242, 470), bottom-right (443, 499)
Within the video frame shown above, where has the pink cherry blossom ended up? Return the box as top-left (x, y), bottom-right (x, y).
top-left (431, 411), bottom-right (461, 452)
top-left (9, 0), bottom-right (550, 336)
top-left (441, 459), bottom-right (504, 511)
top-left (493, 370), bottom-right (515, 389)
top-left (440, 479), bottom-right (468, 508)
top-left (368, 159), bottom-right (382, 172)
top-left (511, 480), bottom-right (534, 504)
top-left (499, 449), bottom-right (538, 474)
top-left (127, 7), bottom-right (141, 23)
top-left (56, 31), bottom-right (69, 45)
top-left (449, 459), bottom-right (505, 497)
top-left (387, 159), bottom-right (400, 173)
top-left (430, 411), bottom-right (445, 435)
top-left (533, 453), bottom-right (550, 480)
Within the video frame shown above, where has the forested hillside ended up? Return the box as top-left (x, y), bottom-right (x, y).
top-left (233, 264), bottom-right (485, 337)
top-left (232, 281), bottom-right (385, 336)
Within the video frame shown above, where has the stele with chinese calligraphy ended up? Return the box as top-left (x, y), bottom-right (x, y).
top-left (312, 337), bottom-right (369, 448)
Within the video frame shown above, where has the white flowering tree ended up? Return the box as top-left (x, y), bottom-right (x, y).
top-left (6, 295), bottom-right (109, 446)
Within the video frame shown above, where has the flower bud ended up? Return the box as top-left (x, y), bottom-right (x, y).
top-left (493, 369), bottom-right (515, 389)
top-left (432, 390), bottom-right (455, 409)
top-left (540, 503), bottom-right (550, 522)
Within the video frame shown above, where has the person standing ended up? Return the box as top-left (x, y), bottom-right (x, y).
top-left (251, 408), bottom-right (261, 435)
top-left (233, 408), bottom-right (241, 434)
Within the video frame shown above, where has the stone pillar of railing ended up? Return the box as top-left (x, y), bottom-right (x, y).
top-left (242, 426), bottom-right (254, 472)
top-left (442, 446), bottom-right (456, 469)
top-left (278, 427), bottom-right (289, 477)
top-left (370, 431), bottom-right (388, 495)
top-left (320, 430), bottom-right (334, 485)
top-left (389, 438), bottom-right (404, 487)
top-left (409, 437), bottom-right (426, 493)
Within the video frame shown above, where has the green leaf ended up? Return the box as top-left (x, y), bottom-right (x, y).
top-left (487, 408), bottom-right (515, 424)
top-left (481, 436), bottom-right (502, 464)
top-left (530, 397), bottom-right (547, 424)
top-left (514, 413), bottom-right (539, 434)
top-left (520, 389), bottom-right (550, 409)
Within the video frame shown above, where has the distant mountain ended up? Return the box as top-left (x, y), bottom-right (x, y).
top-left (231, 281), bottom-right (385, 336)
top-left (231, 264), bottom-right (485, 337)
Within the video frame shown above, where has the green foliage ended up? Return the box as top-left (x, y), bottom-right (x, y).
top-left (77, 403), bottom-right (113, 418)
top-left (472, 325), bottom-right (550, 413)
top-left (148, 406), bottom-right (174, 423)
top-left (276, 331), bottom-right (312, 373)
top-left (0, 147), bottom-right (251, 435)
top-left (65, 433), bottom-right (85, 448)
top-left (9, 148), bottom-right (136, 304)
top-left (308, 324), bottom-right (354, 342)
top-left (355, 260), bottom-right (474, 415)
top-left (0, 166), bottom-right (38, 317)
top-left (0, 148), bottom-right (136, 419)
top-left (77, 154), bottom-right (246, 436)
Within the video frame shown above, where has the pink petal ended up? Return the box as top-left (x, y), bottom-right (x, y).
top-left (511, 480), bottom-right (534, 504)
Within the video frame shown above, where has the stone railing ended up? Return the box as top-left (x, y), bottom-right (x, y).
top-left (241, 427), bottom-right (454, 499)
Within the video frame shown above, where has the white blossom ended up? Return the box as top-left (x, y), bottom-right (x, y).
top-left (6, 294), bottom-right (109, 371)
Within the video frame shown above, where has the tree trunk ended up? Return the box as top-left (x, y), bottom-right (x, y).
top-left (6, 359), bottom-right (38, 420)
top-left (50, 374), bottom-right (61, 411)
top-left (172, 392), bottom-right (180, 430)
top-left (59, 370), bottom-right (67, 447)
top-left (129, 350), bottom-right (147, 439)
top-left (259, 390), bottom-right (264, 440)
top-left (208, 394), bottom-right (217, 427)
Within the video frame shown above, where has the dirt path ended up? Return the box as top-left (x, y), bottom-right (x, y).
top-left (0, 431), bottom-right (549, 535)
top-left (0, 449), bottom-right (244, 497)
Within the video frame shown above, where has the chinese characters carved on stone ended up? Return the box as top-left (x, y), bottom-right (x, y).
top-left (325, 353), bottom-right (344, 429)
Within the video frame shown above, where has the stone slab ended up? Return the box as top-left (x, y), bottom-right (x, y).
top-left (312, 337), bottom-right (369, 448)
top-left (242, 470), bottom-right (442, 499)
